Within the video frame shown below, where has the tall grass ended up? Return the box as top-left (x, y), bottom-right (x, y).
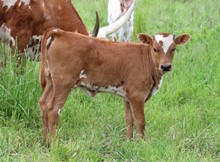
top-left (0, 0), bottom-right (220, 161)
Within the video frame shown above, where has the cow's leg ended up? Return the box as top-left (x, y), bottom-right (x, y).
top-left (128, 96), bottom-right (145, 138)
top-left (124, 100), bottom-right (134, 139)
top-left (16, 52), bottom-right (26, 75)
top-left (46, 83), bottom-right (72, 143)
top-left (12, 31), bottom-right (31, 75)
top-left (9, 45), bottom-right (27, 75)
top-left (0, 42), bottom-right (7, 68)
top-left (39, 76), bottom-right (53, 144)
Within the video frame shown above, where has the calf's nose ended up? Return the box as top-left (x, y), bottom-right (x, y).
top-left (161, 64), bottom-right (172, 72)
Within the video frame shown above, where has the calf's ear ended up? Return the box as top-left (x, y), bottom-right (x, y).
top-left (175, 34), bottom-right (191, 45)
top-left (138, 33), bottom-right (152, 45)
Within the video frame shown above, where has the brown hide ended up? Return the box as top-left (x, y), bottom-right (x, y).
top-left (45, 31), bottom-right (158, 91)
top-left (30, 0), bottom-right (88, 35)
top-left (0, 1), bottom-right (4, 25)
top-left (0, 0), bottom-right (88, 54)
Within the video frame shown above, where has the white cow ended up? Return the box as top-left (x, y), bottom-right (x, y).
top-left (108, 0), bottom-right (134, 42)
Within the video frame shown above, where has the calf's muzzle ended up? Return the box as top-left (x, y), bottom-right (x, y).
top-left (161, 64), bottom-right (172, 72)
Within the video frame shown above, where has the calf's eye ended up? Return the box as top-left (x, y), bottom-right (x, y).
top-left (153, 48), bottom-right (159, 52)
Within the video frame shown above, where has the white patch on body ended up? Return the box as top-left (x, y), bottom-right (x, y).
top-left (154, 34), bottom-right (174, 53)
top-left (32, 35), bottom-right (42, 40)
top-left (3, 0), bottom-right (30, 8)
top-left (44, 14), bottom-right (51, 20)
top-left (151, 78), bottom-right (163, 96)
top-left (3, 0), bottom-right (17, 9)
top-left (41, 1), bottom-right (45, 8)
top-left (79, 82), bottom-right (127, 98)
top-left (79, 70), bottom-right (87, 79)
top-left (79, 86), bottom-right (95, 97)
top-left (0, 23), bottom-right (15, 46)
top-left (20, 0), bottom-right (31, 6)
top-left (21, 0), bottom-right (30, 5)
top-left (108, 0), bottom-right (134, 42)
top-left (58, 109), bottom-right (61, 115)
top-left (26, 35), bottom-right (42, 61)
top-left (18, 1), bottom-right (22, 6)
top-left (45, 59), bottom-right (51, 76)
top-left (41, 2), bottom-right (50, 20)
top-left (98, 85), bottom-right (126, 98)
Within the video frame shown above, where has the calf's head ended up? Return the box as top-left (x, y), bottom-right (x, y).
top-left (138, 33), bottom-right (190, 74)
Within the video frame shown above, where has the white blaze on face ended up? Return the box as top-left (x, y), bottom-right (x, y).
top-left (154, 34), bottom-right (174, 53)
top-left (0, 23), bottom-right (15, 46)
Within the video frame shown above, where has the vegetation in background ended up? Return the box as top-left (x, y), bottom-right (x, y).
top-left (0, 0), bottom-right (219, 161)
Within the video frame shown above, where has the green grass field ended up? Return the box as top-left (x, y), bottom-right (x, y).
top-left (0, 0), bottom-right (220, 161)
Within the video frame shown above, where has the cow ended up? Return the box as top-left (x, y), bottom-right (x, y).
top-left (108, 0), bottom-right (134, 41)
top-left (39, 29), bottom-right (190, 143)
top-left (0, 0), bottom-right (135, 71)
top-left (39, 28), bottom-right (190, 143)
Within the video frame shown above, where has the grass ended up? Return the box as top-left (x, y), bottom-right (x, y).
top-left (0, 0), bottom-right (220, 161)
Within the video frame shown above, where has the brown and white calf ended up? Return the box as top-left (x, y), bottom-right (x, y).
top-left (39, 28), bottom-right (190, 143)
top-left (0, 0), bottom-right (135, 69)
top-left (108, 0), bottom-right (134, 41)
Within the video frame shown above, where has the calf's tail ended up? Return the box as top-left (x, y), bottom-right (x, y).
top-left (40, 28), bottom-right (60, 91)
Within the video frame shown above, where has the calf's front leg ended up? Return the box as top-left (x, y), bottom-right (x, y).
top-left (128, 95), bottom-right (145, 138)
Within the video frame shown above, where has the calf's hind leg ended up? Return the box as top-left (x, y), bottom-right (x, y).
top-left (124, 100), bottom-right (134, 139)
top-left (46, 82), bottom-right (72, 142)
top-left (39, 76), bottom-right (53, 144)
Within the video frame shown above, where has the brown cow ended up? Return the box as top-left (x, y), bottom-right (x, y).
top-left (0, 0), bottom-right (135, 69)
top-left (39, 28), bottom-right (190, 143)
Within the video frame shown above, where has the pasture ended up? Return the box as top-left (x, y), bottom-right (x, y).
top-left (0, 0), bottom-right (220, 161)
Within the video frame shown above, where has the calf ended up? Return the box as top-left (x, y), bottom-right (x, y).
top-left (39, 28), bottom-right (190, 143)
top-left (108, 0), bottom-right (134, 41)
